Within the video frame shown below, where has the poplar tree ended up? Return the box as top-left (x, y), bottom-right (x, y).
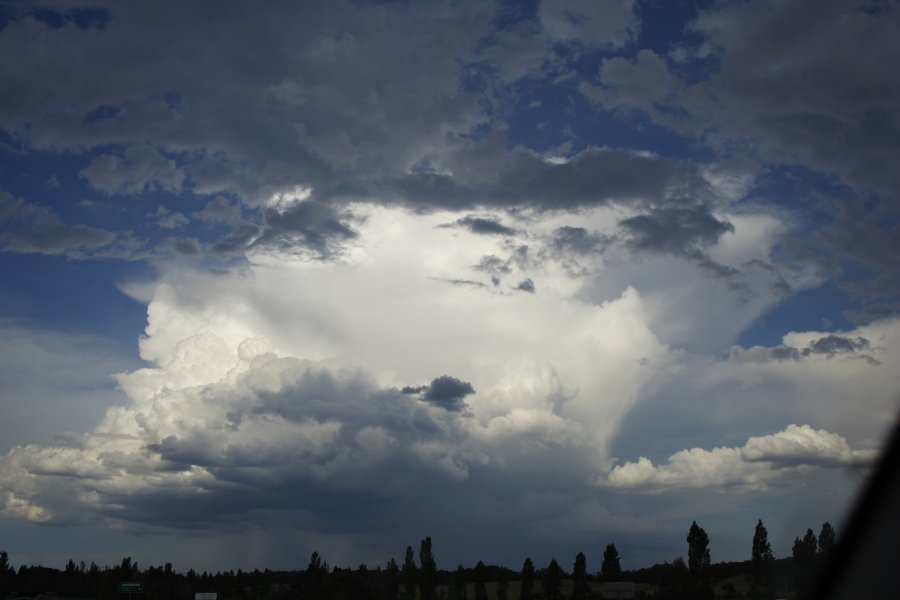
top-left (687, 521), bottom-right (712, 600)
top-left (601, 544), bottom-right (622, 581)
top-left (496, 570), bottom-right (509, 600)
top-left (419, 537), bottom-right (438, 600)
top-left (385, 558), bottom-right (400, 600)
top-left (572, 552), bottom-right (589, 600)
top-left (818, 522), bottom-right (836, 556)
top-left (473, 560), bottom-right (487, 600)
top-left (751, 519), bottom-right (774, 599)
top-left (542, 558), bottom-right (563, 600)
top-left (519, 558), bottom-right (535, 600)
top-left (401, 546), bottom-right (418, 600)
top-left (452, 565), bottom-right (468, 600)
top-left (792, 528), bottom-right (818, 598)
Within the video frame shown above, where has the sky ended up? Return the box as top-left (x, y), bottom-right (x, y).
top-left (1, 0), bottom-right (899, 575)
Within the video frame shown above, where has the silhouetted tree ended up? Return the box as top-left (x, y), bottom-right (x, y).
top-left (304, 551), bottom-right (329, 600)
top-left (496, 570), bottom-right (508, 600)
top-left (401, 546), bottom-right (418, 600)
top-left (687, 521), bottom-right (712, 600)
top-left (346, 563), bottom-right (374, 600)
top-left (571, 552), bottom-right (589, 600)
top-left (792, 528), bottom-right (818, 599)
top-left (519, 558), bottom-right (535, 600)
top-left (601, 544), bottom-right (622, 581)
top-left (473, 561), bottom-right (487, 600)
top-left (658, 558), bottom-right (691, 600)
top-left (542, 558), bottom-right (563, 600)
top-left (0, 551), bottom-right (16, 600)
top-left (818, 522), bottom-right (836, 557)
top-left (451, 565), bottom-right (467, 600)
top-left (384, 558), bottom-right (400, 600)
top-left (750, 519), bottom-right (774, 599)
top-left (419, 537), bottom-right (438, 600)
top-left (120, 556), bottom-right (139, 580)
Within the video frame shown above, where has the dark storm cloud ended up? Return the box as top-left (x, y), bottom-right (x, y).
top-left (391, 146), bottom-right (709, 212)
top-left (403, 375), bottom-right (476, 412)
top-left (80, 145), bottom-right (186, 196)
top-left (684, 0), bottom-right (900, 197)
top-left (618, 205), bottom-right (734, 268)
top-left (581, 0), bottom-right (900, 312)
top-left (1, 359), bottom-right (492, 530)
top-left (434, 278), bottom-right (487, 288)
top-left (815, 202), bottom-right (900, 299)
top-left (451, 216), bottom-right (517, 236)
top-left (551, 226), bottom-right (609, 256)
top-left (579, 0), bottom-right (900, 208)
top-left (804, 334), bottom-right (870, 356)
top-left (734, 334), bottom-right (876, 364)
top-left (0, 0), bottom-right (492, 203)
top-left (0, 0), bottom-right (731, 273)
top-left (423, 376), bottom-right (475, 411)
top-left (256, 199), bottom-right (358, 259)
top-left (209, 223), bottom-right (263, 256)
top-left (844, 303), bottom-right (900, 324)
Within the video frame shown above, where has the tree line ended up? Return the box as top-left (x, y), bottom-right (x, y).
top-left (0, 521), bottom-right (836, 600)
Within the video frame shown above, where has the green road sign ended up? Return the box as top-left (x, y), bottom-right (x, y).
top-left (118, 582), bottom-right (144, 594)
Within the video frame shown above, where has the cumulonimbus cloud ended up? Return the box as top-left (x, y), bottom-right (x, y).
top-left (0, 204), bottom-right (896, 547)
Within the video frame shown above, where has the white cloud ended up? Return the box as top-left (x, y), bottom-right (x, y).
top-left (264, 185), bottom-right (313, 214)
top-left (606, 424), bottom-right (877, 492)
top-left (741, 424), bottom-right (876, 467)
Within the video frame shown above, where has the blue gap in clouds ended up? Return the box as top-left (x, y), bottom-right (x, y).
top-left (736, 283), bottom-right (858, 348)
top-left (0, 145), bottom-right (132, 228)
top-left (637, 0), bottom-right (719, 85)
top-left (0, 252), bottom-right (151, 349)
top-left (0, 143), bottom-right (240, 259)
top-left (636, 0), bottom-right (713, 55)
top-left (743, 163), bottom-right (855, 223)
top-left (494, 0), bottom-right (539, 28)
top-left (504, 75), bottom-right (712, 161)
top-left (26, 7), bottom-right (110, 30)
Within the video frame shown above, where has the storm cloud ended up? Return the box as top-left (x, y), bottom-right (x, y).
top-left (1, 0), bottom-right (899, 571)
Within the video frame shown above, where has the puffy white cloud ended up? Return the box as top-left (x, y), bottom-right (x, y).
top-left (741, 424), bottom-right (877, 467)
top-left (606, 424), bottom-right (877, 492)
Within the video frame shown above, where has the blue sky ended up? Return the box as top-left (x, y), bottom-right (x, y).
top-left (1, 0), bottom-right (899, 574)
